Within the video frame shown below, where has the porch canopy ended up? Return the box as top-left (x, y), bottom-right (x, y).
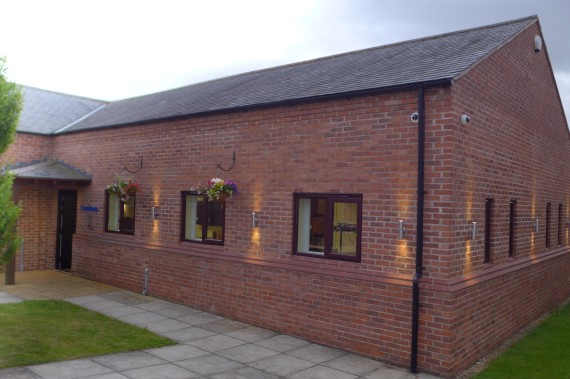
top-left (6, 158), bottom-right (92, 185)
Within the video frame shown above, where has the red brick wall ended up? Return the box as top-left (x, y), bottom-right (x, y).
top-left (1, 133), bottom-right (53, 164)
top-left (450, 22), bottom-right (570, 276)
top-left (3, 20), bottom-right (569, 378)
top-left (433, 21), bottom-right (570, 374)
top-left (12, 183), bottom-right (58, 270)
top-left (446, 251), bottom-right (570, 375)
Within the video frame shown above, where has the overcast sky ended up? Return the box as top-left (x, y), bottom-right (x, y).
top-left (1, 0), bottom-right (569, 116)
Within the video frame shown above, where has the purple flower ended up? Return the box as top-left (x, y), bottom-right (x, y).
top-left (225, 180), bottom-right (238, 193)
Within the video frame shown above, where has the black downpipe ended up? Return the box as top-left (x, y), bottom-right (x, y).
top-left (410, 87), bottom-right (425, 373)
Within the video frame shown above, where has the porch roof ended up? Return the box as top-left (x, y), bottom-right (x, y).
top-left (7, 159), bottom-right (92, 184)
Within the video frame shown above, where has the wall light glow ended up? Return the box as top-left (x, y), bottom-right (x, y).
top-left (151, 187), bottom-right (161, 241)
top-left (464, 240), bottom-right (473, 275)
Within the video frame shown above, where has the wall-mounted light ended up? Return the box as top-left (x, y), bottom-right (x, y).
top-left (151, 206), bottom-right (158, 220)
top-left (534, 35), bottom-right (542, 53)
top-left (533, 218), bottom-right (539, 233)
top-left (470, 221), bottom-right (477, 240)
top-left (252, 212), bottom-right (259, 228)
top-left (398, 220), bottom-right (406, 239)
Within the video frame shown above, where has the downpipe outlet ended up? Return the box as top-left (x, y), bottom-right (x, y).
top-left (410, 271), bottom-right (422, 372)
top-left (143, 268), bottom-right (149, 296)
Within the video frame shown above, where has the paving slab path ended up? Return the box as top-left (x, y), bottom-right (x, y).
top-left (0, 271), bottom-right (441, 379)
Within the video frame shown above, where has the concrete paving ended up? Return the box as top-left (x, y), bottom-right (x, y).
top-left (0, 271), bottom-right (442, 379)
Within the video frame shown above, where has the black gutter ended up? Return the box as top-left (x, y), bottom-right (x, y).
top-left (411, 87), bottom-right (425, 373)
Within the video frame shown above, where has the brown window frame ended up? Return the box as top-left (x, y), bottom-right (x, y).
top-left (546, 203), bottom-right (551, 248)
top-left (558, 204), bottom-right (563, 246)
top-left (508, 200), bottom-right (516, 258)
top-left (484, 198), bottom-right (493, 263)
top-left (105, 191), bottom-right (136, 235)
top-left (293, 193), bottom-right (362, 262)
top-left (181, 191), bottom-right (225, 246)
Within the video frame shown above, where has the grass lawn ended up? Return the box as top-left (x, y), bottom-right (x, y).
top-left (473, 301), bottom-right (570, 378)
top-left (0, 300), bottom-right (174, 368)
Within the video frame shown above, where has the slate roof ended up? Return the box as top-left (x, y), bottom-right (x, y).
top-left (18, 87), bottom-right (107, 135)
top-left (8, 159), bottom-right (92, 183)
top-left (20, 16), bottom-right (537, 135)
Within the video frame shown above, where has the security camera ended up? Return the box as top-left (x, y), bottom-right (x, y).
top-left (410, 112), bottom-right (419, 123)
top-left (461, 114), bottom-right (471, 125)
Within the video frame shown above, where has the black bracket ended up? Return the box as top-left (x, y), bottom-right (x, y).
top-left (123, 156), bottom-right (143, 174)
top-left (216, 151), bottom-right (236, 172)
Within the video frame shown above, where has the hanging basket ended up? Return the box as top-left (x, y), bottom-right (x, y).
top-left (205, 178), bottom-right (237, 203)
top-left (215, 193), bottom-right (229, 203)
top-left (106, 174), bottom-right (141, 202)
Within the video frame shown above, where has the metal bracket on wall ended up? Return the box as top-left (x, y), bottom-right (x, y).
top-left (216, 151), bottom-right (236, 172)
top-left (123, 156), bottom-right (143, 174)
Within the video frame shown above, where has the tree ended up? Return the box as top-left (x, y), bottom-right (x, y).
top-left (0, 173), bottom-right (20, 263)
top-left (0, 58), bottom-right (21, 153)
top-left (0, 57), bottom-right (23, 283)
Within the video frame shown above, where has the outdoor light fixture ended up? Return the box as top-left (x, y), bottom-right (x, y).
top-left (470, 221), bottom-right (477, 240)
top-left (534, 35), bottom-right (542, 53)
top-left (151, 206), bottom-right (158, 220)
top-left (398, 220), bottom-right (406, 239)
top-left (252, 212), bottom-right (259, 228)
top-left (534, 218), bottom-right (539, 233)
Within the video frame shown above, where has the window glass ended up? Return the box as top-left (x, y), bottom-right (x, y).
top-left (332, 201), bottom-right (358, 257)
top-left (294, 193), bottom-right (362, 262)
top-left (121, 196), bottom-right (135, 233)
top-left (207, 201), bottom-right (224, 241)
top-left (184, 194), bottom-right (202, 241)
top-left (297, 198), bottom-right (325, 254)
top-left (182, 192), bottom-right (225, 245)
top-left (108, 193), bottom-right (120, 231)
top-left (106, 192), bottom-right (135, 235)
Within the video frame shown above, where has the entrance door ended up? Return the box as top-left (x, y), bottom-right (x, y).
top-left (56, 190), bottom-right (77, 270)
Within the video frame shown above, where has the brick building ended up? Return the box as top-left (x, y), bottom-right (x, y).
top-left (2, 16), bottom-right (569, 377)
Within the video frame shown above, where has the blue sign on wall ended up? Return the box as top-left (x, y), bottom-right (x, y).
top-left (80, 205), bottom-right (99, 212)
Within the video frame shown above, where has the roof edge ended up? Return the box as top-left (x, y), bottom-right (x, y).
top-left (452, 16), bottom-right (538, 82)
top-left (22, 85), bottom-right (109, 104)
